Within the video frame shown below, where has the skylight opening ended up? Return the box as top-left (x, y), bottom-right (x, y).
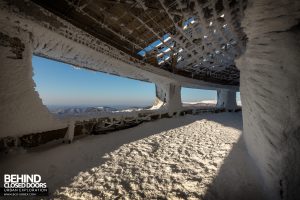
top-left (138, 50), bottom-right (146, 57)
top-left (157, 52), bottom-right (163, 57)
top-left (163, 36), bottom-right (172, 42)
top-left (137, 17), bottom-right (196, 66)
top-left (182, 17), bottom-right (196, 30)
top-left (158, 60), bottom-right (164, 65)
top-left (164, 48), bottom-right (171, 53)
top-left (155, 42), bottom-right (163, 48)
top-left (137, 33), bottom-right (171, 57)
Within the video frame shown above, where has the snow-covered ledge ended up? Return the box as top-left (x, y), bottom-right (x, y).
top-left (216, 89), bottom-right (238, 112)
top-left (236, 0), bottom-right (300, 199)
top-left (152, 82), bottom-right (182, 115)
top-left (0, 25), bottom-right (66, 137)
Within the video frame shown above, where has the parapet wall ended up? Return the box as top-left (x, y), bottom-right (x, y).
top-left (0, 107), bottom-right (229, 152)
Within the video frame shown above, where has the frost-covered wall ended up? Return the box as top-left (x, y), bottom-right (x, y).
top-left (154, 83), bottom-right (182, 115)
top-left (236, 0), bottom-right (300, 199)
top-left (0, 27), bottom-right (66, 137)
top-left (216, 89), bottom-right (238, 111)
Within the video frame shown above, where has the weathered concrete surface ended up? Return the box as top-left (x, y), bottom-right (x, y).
top-left (154, 83), bottom-right (182, 115)
top-left (236, 0), bottom-right (300, 199)
top-left (0, 27), bottom-right (66, 137)
top-left (216, 89), bottom-right (238, 111)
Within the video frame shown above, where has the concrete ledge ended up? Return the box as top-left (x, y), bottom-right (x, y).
top-left (0, 108), bottom-right (234, 153)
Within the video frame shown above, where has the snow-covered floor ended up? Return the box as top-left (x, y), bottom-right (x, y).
top-left (0, 112), bottom-right (265, 199)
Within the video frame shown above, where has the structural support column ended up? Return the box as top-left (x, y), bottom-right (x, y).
top-left (216, 89), bottom-right (238, 111)
top-left (0, 24), bottom-right (65, 138)
top-left (153, 82), bottom-right (182, 115)
top-left (236, 1), bottom-right (300, 199)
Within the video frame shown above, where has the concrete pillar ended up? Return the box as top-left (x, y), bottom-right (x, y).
top-left (0, 25), bottom-right (65, 137)
top-left (236, 0), bottom-right (300, 199)
top-left (216, 89), bottom-right (238, 111)
top-left (64, 121), bottom-right (75, 143)
top-left (153, 82), bottom-right (182, 115)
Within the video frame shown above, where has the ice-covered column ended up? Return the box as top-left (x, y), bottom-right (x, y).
top-left (153, 82), bottom-right (182, 115)
top-left (0, 25), bottom-right (66, 137)
top-left (236, 0), bottom-right (300, 199)
top-left (216, 89), bottom-right (238, 111)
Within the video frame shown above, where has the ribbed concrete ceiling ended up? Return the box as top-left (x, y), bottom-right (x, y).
top-left (31, 0), bottom-right (247, 86)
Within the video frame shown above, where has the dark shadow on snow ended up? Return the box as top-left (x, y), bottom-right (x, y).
top-left (202, 136), bottom-right (267, 200)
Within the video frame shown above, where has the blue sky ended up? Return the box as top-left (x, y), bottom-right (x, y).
top-left (32, 56), bottom-right (239, 107)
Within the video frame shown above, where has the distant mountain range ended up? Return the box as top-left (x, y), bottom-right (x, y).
top-left (48, 105), bottom-right (148, 116)
top-left (48, 100), bottom-right (241, 116)
top-left (51, 106), bottom-right (117, 115)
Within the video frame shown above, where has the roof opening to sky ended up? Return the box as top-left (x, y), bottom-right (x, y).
top-left (137, 33), bottom-right (171, 57)
top-left (137, 17), bottom-right (195, 66)
top-left (32, 56), bottom-right (156, 109)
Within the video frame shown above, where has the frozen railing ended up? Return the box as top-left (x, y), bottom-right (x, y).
top-left (0, 106), bottom-right (239, 152)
